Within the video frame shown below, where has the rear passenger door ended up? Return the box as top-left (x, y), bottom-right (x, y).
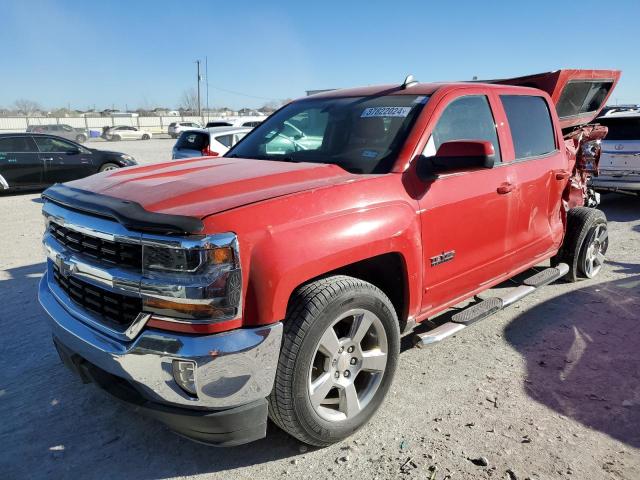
top-left (0, 136), bottom-right (42, 188)
top-left (498, 94), bottom-right (566, 266)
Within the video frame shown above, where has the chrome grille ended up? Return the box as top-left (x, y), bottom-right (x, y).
top-left (52, 264), bottom-right (142, 328)
top-left (49, 222), bottom-right (142, 271)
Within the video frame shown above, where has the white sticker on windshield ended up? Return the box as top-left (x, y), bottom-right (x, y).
top-left (361, 106), bottom-right (411, 118)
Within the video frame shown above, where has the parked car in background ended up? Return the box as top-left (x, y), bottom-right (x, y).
top-left (0, 133), bottom-right (136, 192)
top-left (26, 124), bottom-right (90, 143)
top-left (103, 126), bottom-right (152, 141)
top-left (205, 118), bottom-right (265, 128)
top-left (172, 127), bottom-right (251, 159)
top-left (168, 121), bottom-right (203, 138)
top-left (590, 111), bottom-right (640, 195)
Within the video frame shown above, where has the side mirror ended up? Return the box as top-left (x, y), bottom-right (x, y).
top-left (417, 140), bottom-right (496, 181)
top-left (67, 148), bottom-right (81, 155)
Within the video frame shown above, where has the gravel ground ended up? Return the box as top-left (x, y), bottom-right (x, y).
top-left (0, 143), bottom-right (639, 480)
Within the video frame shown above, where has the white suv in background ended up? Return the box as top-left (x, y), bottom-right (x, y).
top-left (172, 127), bottom-right (251, 159)
top-left (168, 121), bottom-right (203, 138)
top-left (591, 110), bottom-right (640, 194)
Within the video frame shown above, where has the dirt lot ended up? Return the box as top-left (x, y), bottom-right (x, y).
top-left (0, 142), bottom-right (638, 479)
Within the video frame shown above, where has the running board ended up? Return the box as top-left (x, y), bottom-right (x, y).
top-left (414, 263), bottom-right (568, 347)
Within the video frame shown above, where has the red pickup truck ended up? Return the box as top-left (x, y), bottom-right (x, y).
top-left (39, 69), bottom-right (619, 447)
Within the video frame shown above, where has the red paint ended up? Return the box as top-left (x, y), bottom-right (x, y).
top-left (68, 71), bottom-right (616, 335)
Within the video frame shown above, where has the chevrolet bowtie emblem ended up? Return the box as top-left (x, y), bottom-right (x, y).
top-left (56, 254), bottom-right (77, 278)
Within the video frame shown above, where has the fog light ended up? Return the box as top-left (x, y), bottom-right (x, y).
top-left (172, 360), bottom-right (197, 396)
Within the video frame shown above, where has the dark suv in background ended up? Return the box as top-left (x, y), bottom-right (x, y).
top-left (0, 133), bottom-right (136, 192)
top-left (26, 124), bottom-right (90, 143)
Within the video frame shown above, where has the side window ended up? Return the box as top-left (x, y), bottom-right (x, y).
top-left (0, 136), bottom-right (37, 152)
top-left (215, 134), bottom-right (234, 148)
top-left (426, 95), bottom-right (501, 162)
top-left (501, 95), bottom-right (556, 160)
top-left (34, 137), bottom-right (79, 153)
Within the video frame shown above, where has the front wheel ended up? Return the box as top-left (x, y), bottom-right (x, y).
top-left (75, 134), bottom-right (87, 143)
top-left (269, 275), bottom-right (400, 446)
top-left (142, 134), bottom-right (150, 140)
top-left (99, 162), bottom-right (120, 172)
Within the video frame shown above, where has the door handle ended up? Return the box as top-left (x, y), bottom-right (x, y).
top-left (497, 183), bottom-right (514, 194)
top-left (41, 157), bottom-right (53, 162)
top-left (554, 169), bottom-right (571, 180)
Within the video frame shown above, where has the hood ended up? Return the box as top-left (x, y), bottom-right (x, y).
top-left (66, 157), bottom-right (356, 218)
top-left (486, 69), bottom-right (621, 129)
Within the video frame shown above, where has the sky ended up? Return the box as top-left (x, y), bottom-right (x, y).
top-left (1, 0), bottom-right (639, 111)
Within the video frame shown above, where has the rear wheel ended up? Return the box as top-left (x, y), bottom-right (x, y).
top-left (269, 275), bottom-right (399, 446)
top-left (142, 134), bottom-right (150, 140)
top-left (99, 163), bottom-right (119, 172)
top-left (553, 207), bottom-right (608, 281)
top-left (75, 134), bottom-right (87, 143)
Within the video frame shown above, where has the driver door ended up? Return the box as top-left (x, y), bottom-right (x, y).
top-left (34, 136), bottom-right (94, 184)
top-left (417, 93), bottom-right (517, 314)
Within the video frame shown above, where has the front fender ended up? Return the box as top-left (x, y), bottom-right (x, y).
top-left (244, 201), bottom-right (422, 325)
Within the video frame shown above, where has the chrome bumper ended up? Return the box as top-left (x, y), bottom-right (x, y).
top-left (39, 273), bottom-right (282, 409)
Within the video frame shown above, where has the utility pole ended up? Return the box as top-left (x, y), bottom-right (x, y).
top-left (205, 56), bottom-right (209, 124)
top-left (196, 60), bottom-right (201, 116)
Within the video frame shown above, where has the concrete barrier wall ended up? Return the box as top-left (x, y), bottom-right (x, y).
top-left (0, 115), bottom-right (266, 134)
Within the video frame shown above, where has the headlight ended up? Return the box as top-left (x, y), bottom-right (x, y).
top-left (120, 154), bottom-right (134, 163)
top-left (141, 234), bottom-right (242, 324)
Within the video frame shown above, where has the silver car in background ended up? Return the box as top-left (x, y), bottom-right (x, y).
top-left (592, 110), bottom-right (640, 194)
top-left (26, 124), bottom-right (90, 143)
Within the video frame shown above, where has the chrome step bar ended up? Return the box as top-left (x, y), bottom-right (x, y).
top-left (414, 263), bottom-right (569, 348)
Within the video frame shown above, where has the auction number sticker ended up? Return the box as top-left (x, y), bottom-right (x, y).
top-left (361, 106), bottom-right (412, 118)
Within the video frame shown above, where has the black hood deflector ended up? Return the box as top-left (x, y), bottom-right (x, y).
top-left (42, 184), bottom-right (204, 235)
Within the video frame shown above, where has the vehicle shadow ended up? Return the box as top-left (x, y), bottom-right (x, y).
top-left (599, 193), bottom-right (639, 222)
top-left (0, 263), bottom-right (302, 480)
top-left (504, 275), bottom-right (640, 448)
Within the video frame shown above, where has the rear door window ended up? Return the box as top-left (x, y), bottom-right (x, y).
top-left (596, 117), bottom-right (640, 141)
top-left (427, 95), bottom-right (501, 162)
top-left (215, 134), bottom-right (233, 148)
top-left (501, 95), bottom-right (556, 160)
top-left (176, 131), bottom-right (208, 151)
top-left (0, 136), bottom-right (38, 152)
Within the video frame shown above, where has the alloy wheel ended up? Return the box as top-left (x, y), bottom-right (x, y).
top-left (308, 308), bottom-right (388, 422)
top-left (583, 224), bottom-right (608, 278)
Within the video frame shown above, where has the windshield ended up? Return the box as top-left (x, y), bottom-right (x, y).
top-left (226, 94), bottom-right (429, 174)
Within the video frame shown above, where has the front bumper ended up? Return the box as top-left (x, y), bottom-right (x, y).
top-left (39, 274), bottom-right (283, 444)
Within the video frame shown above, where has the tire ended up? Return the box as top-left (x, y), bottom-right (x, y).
top-left (269, 275), bottom-right (400, 446)
top-left (142, 134), bottom-right (150, 140)
top-left (553, 207), bottom-right (608, 282)
top-left (75, 134), bottom-right (87, 143)
top-left (99, 163), bottom-right (120, 172)
top-left (111, 134), bottom-right (121, 141)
